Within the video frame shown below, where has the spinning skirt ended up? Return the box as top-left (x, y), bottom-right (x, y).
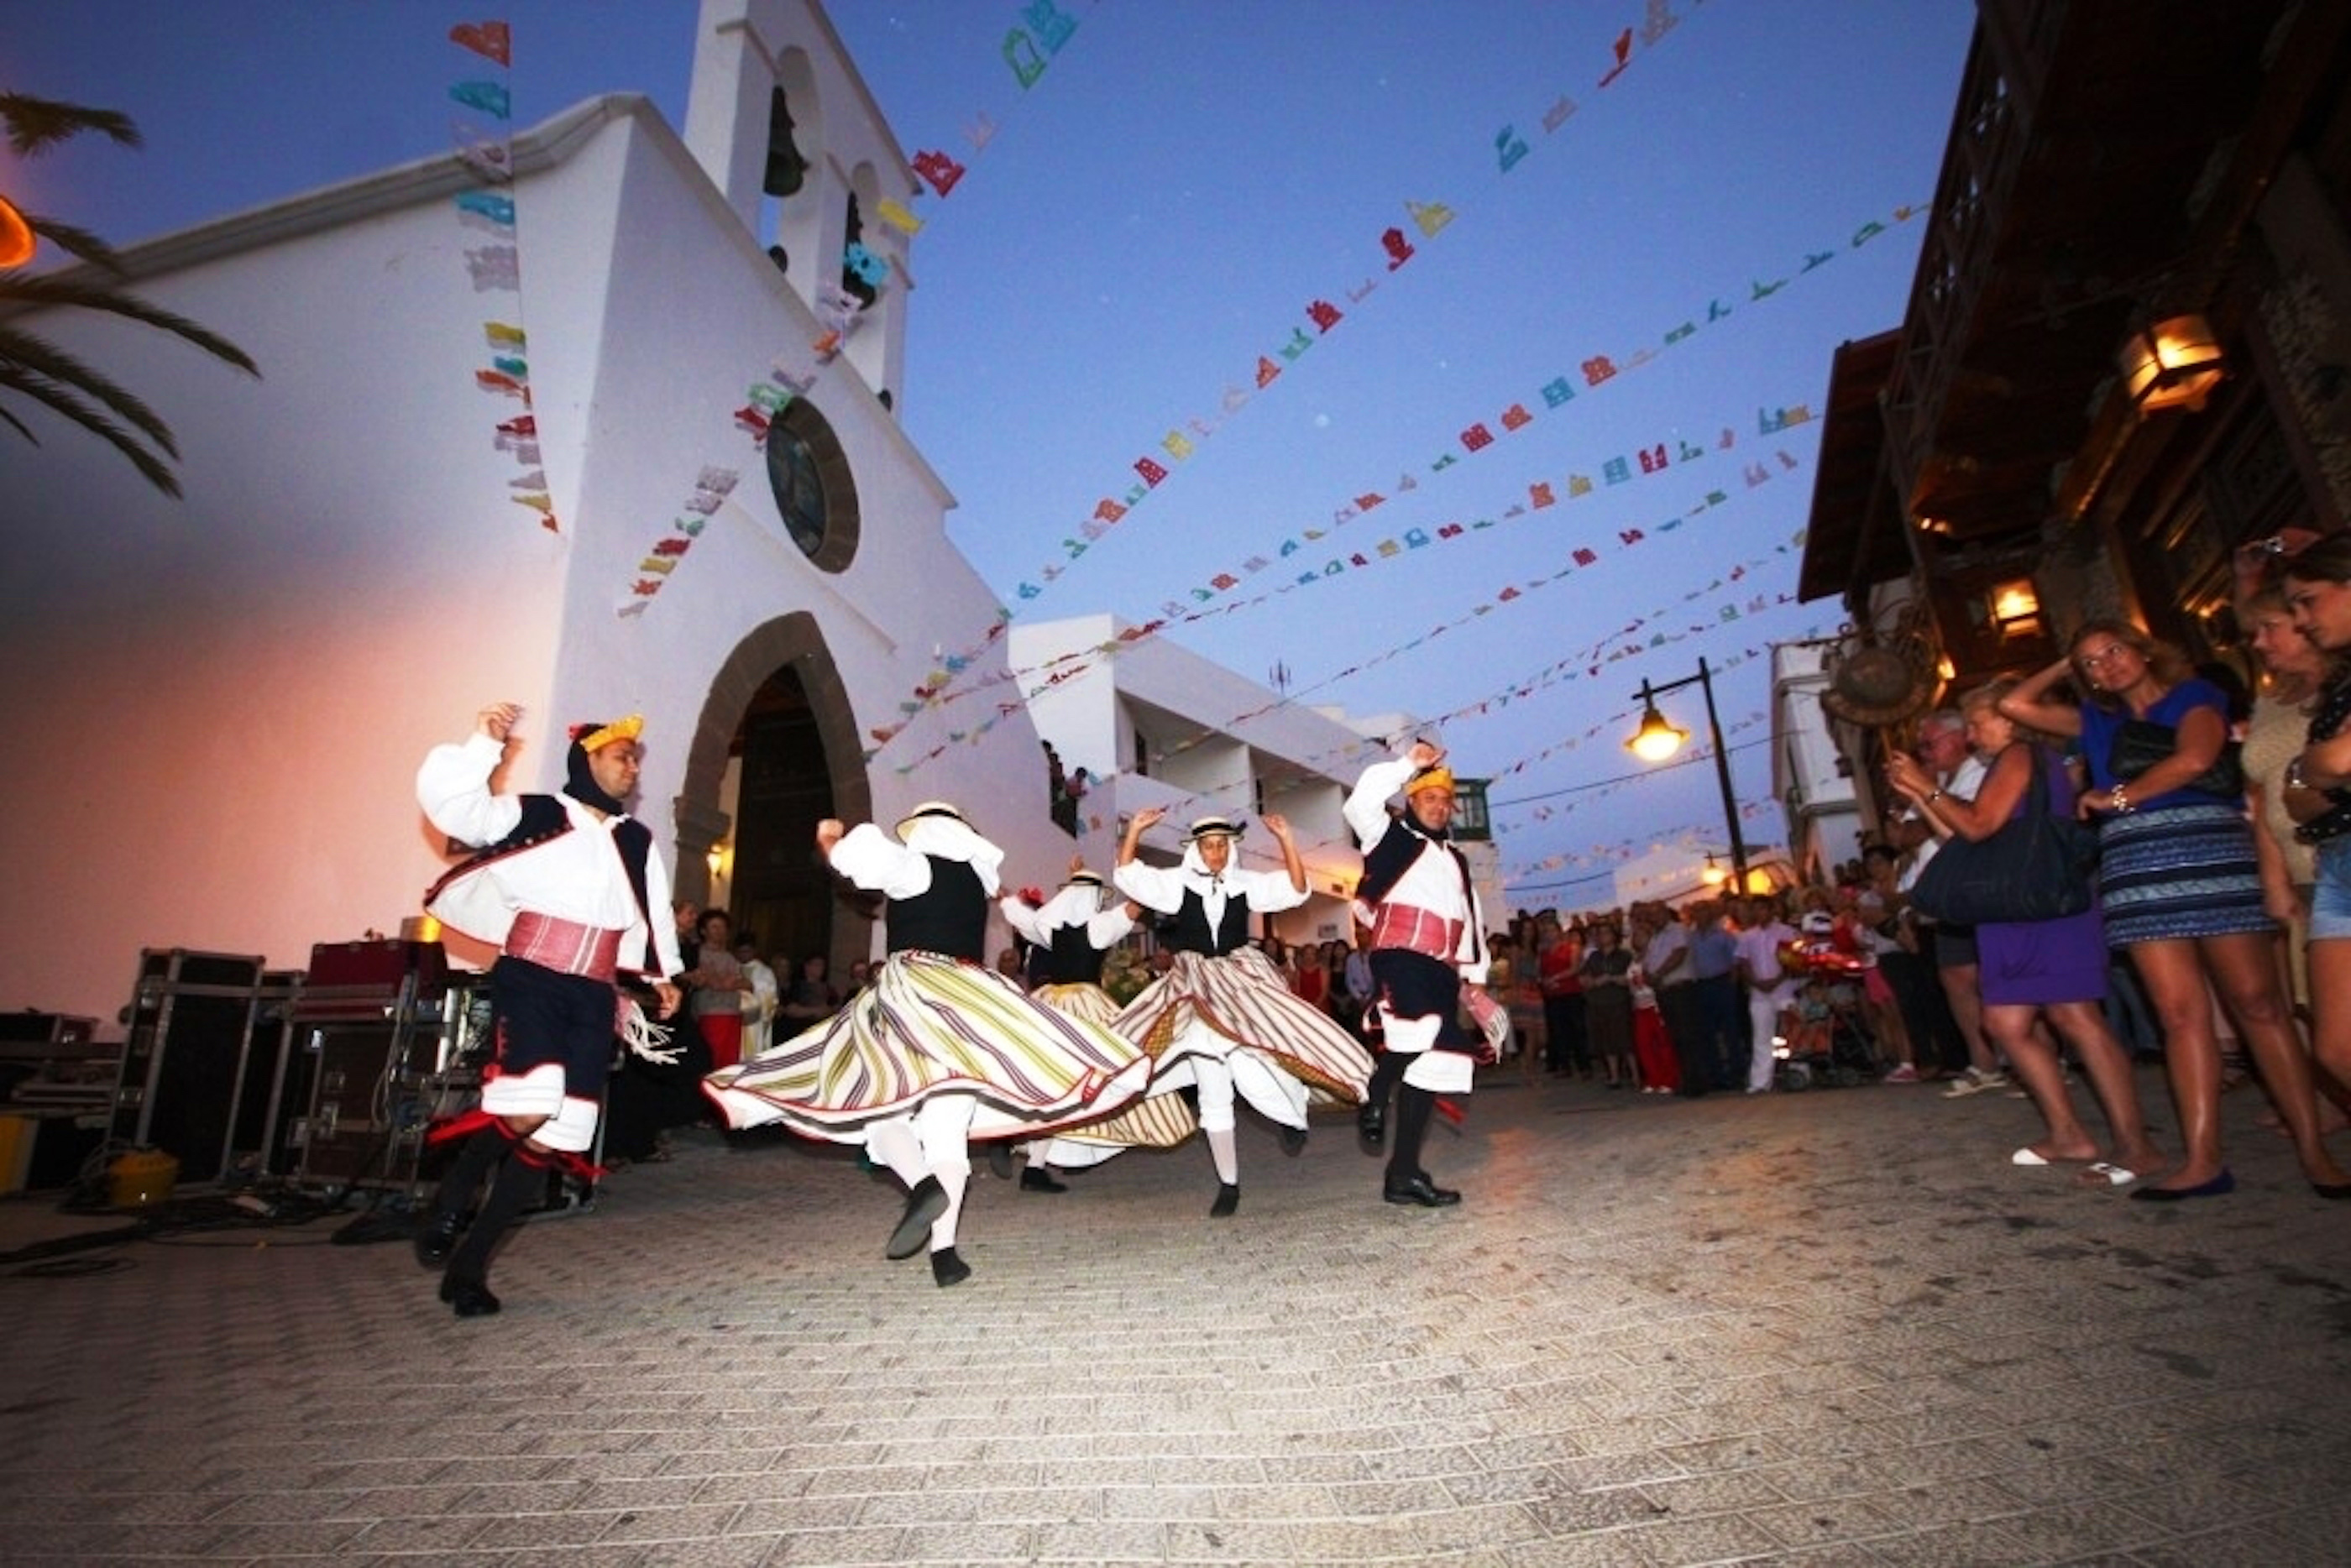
top-left (1053, 949), bottom-right (1374, 1158)
top-left (2097, 802), bottom-right (2275, 948)
top-left (703, 950), bottom-right (1151, 1142)
top-left (1117, 948), bottom-right (1373, 1100)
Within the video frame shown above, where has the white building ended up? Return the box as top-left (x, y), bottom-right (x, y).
top-left (1771, 641), bottom-right (1865, 881)
top-left (0, 0), bottom-right (1074, 1023)
top-left (1010, 614), bottom-right (1514, 947)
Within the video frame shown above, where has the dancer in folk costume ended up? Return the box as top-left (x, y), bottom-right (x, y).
top-left (1108, 808), bottom-right (1374, 1218)
top-left (1348, 742), bottom-right (1505, 1208)
top-left (412, 703), bottom-right (687, 1317)
top-left (989, 859), bottom-right (1139, 1192)
top-left (704, 804), bottom-right (1151, 1286)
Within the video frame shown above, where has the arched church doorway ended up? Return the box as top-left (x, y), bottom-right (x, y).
top-left (677, 613), bottom-right (873, 985)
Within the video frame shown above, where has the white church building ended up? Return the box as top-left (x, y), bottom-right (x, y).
top-left (0, 0), bottom-right (1080, 1025)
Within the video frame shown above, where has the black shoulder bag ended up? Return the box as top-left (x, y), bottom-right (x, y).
top-left (1909, 750), bottom-right (2098, 926)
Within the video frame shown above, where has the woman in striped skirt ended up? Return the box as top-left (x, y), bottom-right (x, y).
top-left (2001, 623), bottom-right (2350, 1200)
top-left (704, 804), bottom-right (1152, 1285)
top-left (1107, 808), bottom-right (1374, 1217)
top-left (990, 860), bottom-right (1142, 1192)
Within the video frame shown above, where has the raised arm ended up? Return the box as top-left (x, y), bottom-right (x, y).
top-left (1995, 657), bottom-right (2086, 740)
top-left (1889, 744), bottom-right (2030, 842)
top-left (1263, 813), bottom-right (1307, 895)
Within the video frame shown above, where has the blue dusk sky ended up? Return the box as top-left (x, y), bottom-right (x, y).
top-left (1, 1), bottom-right (1976, 906)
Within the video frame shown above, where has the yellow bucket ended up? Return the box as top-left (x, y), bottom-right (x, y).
top-left (107, 1149), bottom-right (180, 1209)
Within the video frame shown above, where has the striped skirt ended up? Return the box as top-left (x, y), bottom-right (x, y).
top-left (1114, 948), bottom-right (1374, 1102)
top-left (702, 950), bottom-right (1152, 1142)
top-left (2097, 801), bottom-right (2275, 947)
top-left (1031, 980), bottom-right (1121, 1027)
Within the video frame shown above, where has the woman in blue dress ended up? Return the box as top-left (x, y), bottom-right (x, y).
top-left (2001, 625), bottom-right (2350, 1200)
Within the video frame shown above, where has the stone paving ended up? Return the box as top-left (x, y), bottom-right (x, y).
top-left (4, 1065), bottom-right (2350, 1566)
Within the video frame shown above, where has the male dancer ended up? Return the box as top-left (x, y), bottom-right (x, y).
top-left (1347, 741), bottom-right (1500, 1207)
top-left (412, 702), bottom-right (685, 1317)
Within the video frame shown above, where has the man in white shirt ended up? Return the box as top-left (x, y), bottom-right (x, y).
top-left (1902, 710), bottom-right (2005, 1095)
top-left (412, 703), bottom-right (685, 1317)
top-left (1731, 893), bottom-right (1799, 1093)
top-left (1347, 742), bottom-right (1501, 1208)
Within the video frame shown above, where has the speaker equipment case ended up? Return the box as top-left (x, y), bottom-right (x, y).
top-left (110, 950), bottom-right (267, 1183)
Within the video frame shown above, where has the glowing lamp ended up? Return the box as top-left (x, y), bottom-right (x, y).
top-left (2120, 313), bottom-right (2226, 414)
top-left (1626, 698), bottom-right (1688, 762)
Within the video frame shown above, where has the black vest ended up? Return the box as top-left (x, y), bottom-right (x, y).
top-left (1041, 920), bottom-right (1109, 985)
top-left (1166, 885), bottom-right (1251, 956)
top-left (887, 855), bottom-right (987, 961)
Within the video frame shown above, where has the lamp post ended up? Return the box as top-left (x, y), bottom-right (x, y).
top-left (1626, 656), bottom-right (1748, 892)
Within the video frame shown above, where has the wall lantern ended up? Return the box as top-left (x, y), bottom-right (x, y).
top-left (0, 194), bottom-right (34, 269)
top-left (1986, 578), bottom-right (2041, 639)
top-left (2120, 313), bottom-right (2226, 414)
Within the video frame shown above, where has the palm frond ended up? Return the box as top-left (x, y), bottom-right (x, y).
top-left (0, 274), bottom-right (258, 377)
top-left (0, 93), bottom-right (141, 158)
top-left (0, 364), bottom-right (181, 497)
top-left (24, 217), bottom-right (124, 276)
top-left (0, 323), bottom-right (179, 451)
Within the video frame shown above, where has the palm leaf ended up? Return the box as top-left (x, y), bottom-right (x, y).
top-left (0, 93), bottom-right (141, 158)
top-left (25, 217), bottom-right (124, 275)
top-left (0, 363), bottom-right (181, 497)
top-left (0, 273), bottom-right (258, 377)
top-left (0, 323), bottom-right (179, 452)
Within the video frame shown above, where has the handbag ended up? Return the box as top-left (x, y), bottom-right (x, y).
top-left (2108, 719), bottom-right (2244, 800)
top-left (1909, 749), bottom-right (2099, 926)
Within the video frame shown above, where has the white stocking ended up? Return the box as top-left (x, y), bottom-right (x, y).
top-left (914, 1095), bottom-right (975, 1251)
top-left (1193, 1057), bottom-right (1240, 1183)
top-left (864, 1116), bottom-right (925, 1186)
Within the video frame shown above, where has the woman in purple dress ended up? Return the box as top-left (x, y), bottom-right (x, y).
top-left (1888, 682), bottom-right (2164, 1183)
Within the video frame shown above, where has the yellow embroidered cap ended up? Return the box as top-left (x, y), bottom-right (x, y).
top-left (1406, 765), bottom-right (1454, 795)
top-left (571, 714), bottom-right (644, 752)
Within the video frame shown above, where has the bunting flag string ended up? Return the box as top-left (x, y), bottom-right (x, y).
top-left (839, 374), bottom-right (1795, 756)
top-left (865, 395), bottom-right (1807, 747)
top-left (864, 445), bottom-right (1802, 774)
top-left (872, 463), bottom-right (1813, 840)
top-left (816, 3), bottom-right (1101, 369)
top-left (1162, 404), bottom-right (1809, 625)
top-left (890, 1), bottom-right (1093, 233)
top-left (1003, 0), bottom-right (1714, 618)
top-left (874, 196), bottom-right (1912, 761)
top-left (443, 19), bottom-right (558, 533)
top-left (613, 468), bottom-right (741, 618)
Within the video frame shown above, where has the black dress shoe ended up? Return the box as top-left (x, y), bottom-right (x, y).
top-left (985, 1142), bottom-right (1014, 1180)
top-left (1356, 1101), bottom-right (1385, 1149)
top-left (930, 1247), bottom-right (972, 1287)
top-left (1278, 1124), bottom-right (1308, 1157)
top-left (1209, 1182), bottom-right (1240, 1218)
top-left (2315, 1181), bottom-right (2351, 1201)
top-left (887, 1175), bottom-right (950, 1259)
top-left (413, 1209), bottom-right (464, 1269)
top-left (1020, 1167), bottom-right (1068, 1193)
top-left (1383, 1173), bottom-right (1462, 1208)
top-left (439, 1273), bottom-right (501, 1317)
top-left (2129, 1168), bottom-right (2235, 1204)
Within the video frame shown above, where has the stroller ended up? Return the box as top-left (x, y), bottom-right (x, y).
top-left (1772, 938), bottom-right (1882, 1090)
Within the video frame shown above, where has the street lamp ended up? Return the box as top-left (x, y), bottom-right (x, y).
top-left (1625, 656), bottom-right (1749, 891)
